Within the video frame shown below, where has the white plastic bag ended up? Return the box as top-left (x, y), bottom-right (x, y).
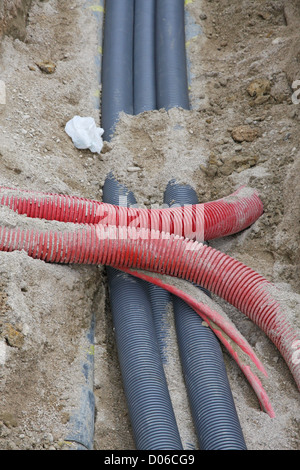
top-left (65, 116), bottom-right (104, 154)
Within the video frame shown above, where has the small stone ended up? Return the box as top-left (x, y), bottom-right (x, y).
top-left (250, 94), bottom-right (270, 106)
top-left (272, 37), bottom-right (284, 45)
top-left (257, 11), bottom-right (271, 21)
top-left (43, 432), bottom-right (54, 443)
top-left (219, 154), bottom-right (259, 176)
top-left (247, 78), bottom-right (271, 98)
top-left (36, 61), bottom-right (56, 74)
top-left (0, 412), bottom-right (18, 428)
top-left (61, 412), bottom-right (70, 424)
top-left (100, 141), bottom-right (112, 154)
top-left (219, 77), bottom-right (228, 87)
top-left (3, 324), bottom-right (24, 348)
top-left (231, 125), bottom-right (258, 142)
top-left (200, 164), bottom-right (218, 177)
top-left (219, 163), bottom-right (233, 176)
top-left (127, 166), bottom-right (141, 172)
top-left (256, 115), bottom-right (267, 122)
top-left (199, 13), bottom-right (207, 20)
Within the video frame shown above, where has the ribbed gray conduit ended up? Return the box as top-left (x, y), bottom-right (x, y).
top-left (134, 0), bottom-right (190, 370)
top-left (163, 180), bottom-right (247, 450)
top-left (156, 0), bottom-right (190, 110)
top-left (101, 0), bottom-right (190, 139)
top-left (147, 284), bottom-right (172, 365)
top-left (134, 0), bottom-right (157, 114)
top-left (134, 0), bottom-right (172, 370)
top-left (101, 0), bottom-right (134, 141)
top-left (173, 297), bottom-right (247, 450)
top-left (101, 0), bottom-right (246, 450)
top-left (134, 0), bottom-right (190, 113)
top-left (103, 173), bottom-right (183, 450)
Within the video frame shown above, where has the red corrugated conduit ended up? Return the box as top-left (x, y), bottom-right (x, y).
top-left (0, 186), bottom-right (299, 417)
top-left (0, 185), bottom-right (262, 241)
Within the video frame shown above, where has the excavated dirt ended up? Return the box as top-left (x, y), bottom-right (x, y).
top-left (0, 0), bottom-right (299, 450)
top-left (0, 0), bottom-right (32, 40)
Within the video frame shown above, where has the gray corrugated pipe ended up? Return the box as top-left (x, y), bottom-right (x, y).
top-left (134, 0), bottom-right (156, 114)
top-left (101, 0), bottom-right (190, 138)
top-left (133, 0), bottom-right (171, 372)
top-left (101, 0), bottom-right (245, 449)
top-left (163, 180), bottom-right (247, 450)
top-left (156, 0), bottom-right (190, 110)
top-left (101, 0), bottom-right (134, 141)
top-left (134, 0), bottom-right (189, 357)
top-left (147, 283), bottom-right (172, 364)
top-left (102, 173), bottom-right (183, 450)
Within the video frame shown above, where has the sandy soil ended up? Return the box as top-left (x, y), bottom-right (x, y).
top-left (0, 0), bottom-right (299, 450)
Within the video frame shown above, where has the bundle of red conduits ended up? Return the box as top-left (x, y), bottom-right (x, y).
top-left (0, 185), bottom-right (299, 416)
top-left (0, 185), bottom-right (262, 242)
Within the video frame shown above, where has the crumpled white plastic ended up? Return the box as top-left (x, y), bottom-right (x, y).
top-left (65, 116), bottom-right (104, 154)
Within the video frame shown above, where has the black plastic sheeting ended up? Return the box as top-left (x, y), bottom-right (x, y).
top-left (65, 314), bottom-right (96, 450)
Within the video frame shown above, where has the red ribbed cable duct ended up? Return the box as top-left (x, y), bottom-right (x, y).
top-left (0, 185), bottom-right (299, 417)
top-left (0, 185), bottom-right (263, 241)
top-left (0, 222), bottom-right (298, 397)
